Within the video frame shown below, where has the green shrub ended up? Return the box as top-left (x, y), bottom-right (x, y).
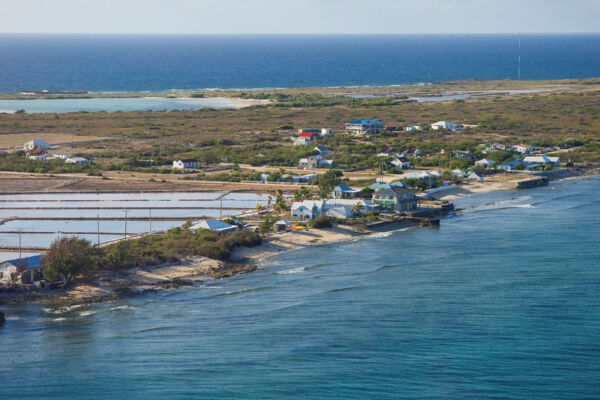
top-left (308, 216), bottom-right (333, 229)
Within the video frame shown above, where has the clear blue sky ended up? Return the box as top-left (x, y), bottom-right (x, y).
top-left (2, 0), bottom-right (599, 34)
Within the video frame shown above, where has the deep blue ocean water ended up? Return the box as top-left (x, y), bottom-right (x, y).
top-left (0, 34), bottom-right (599, 93)
top-left (1, 177), bottom-right (599, 399)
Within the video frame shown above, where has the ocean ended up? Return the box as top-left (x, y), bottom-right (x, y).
top-left (1, 177), bottom-right (599, 399)
top-left (0, 34), bottom-right (599, 93)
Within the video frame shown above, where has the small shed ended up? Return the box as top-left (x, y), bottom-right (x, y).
top-left (274, 220), bottom-right (292, 232)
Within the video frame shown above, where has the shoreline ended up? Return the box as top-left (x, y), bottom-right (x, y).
top-left (0, 256), bottom-right (257, 309)
top-left (1, 169), bottom-right (595, 309)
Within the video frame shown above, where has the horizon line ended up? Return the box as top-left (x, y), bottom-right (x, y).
top-left (0, 32), bottom-right (599, 35)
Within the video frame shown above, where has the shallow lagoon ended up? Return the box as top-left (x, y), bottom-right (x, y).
top-left (0, 96), bottom-right (254, 114)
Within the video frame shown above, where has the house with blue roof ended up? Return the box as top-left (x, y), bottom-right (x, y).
top-left (331, 184), bottom-right (361, 199)
top-left (189, 219), bottom-right (238, 234)
top-left (345, 119), bottom-right (385, 135)
top-left (498, 160), bottom-right (529, 171)
top-left (0, 254), bottom-right (43, 286)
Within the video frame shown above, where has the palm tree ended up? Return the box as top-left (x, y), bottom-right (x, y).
top-left (274, 196), bottom-right (288, 216)
top-left (351, 202), bottom-right (364, 217)
top-left (294, 186), bottom-right (311, 201)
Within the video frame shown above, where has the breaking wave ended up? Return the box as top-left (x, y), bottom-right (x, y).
top-left (460, 196), bottom-right (535, 214)
top-left (277, 267), bottom-right (305, 275)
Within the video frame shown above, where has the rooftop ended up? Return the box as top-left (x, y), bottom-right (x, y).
top-left (347, 119), bottom-right (385, 125)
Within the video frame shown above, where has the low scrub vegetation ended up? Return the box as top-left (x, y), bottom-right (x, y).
top-left (41, 229), bottom-right (262, 284)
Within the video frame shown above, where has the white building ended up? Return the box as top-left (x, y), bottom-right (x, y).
top-left (291, 200), bottom-right (326, 220)
top-left (451, 169), bottom-right (467, 178)
top-left (523, 156), bottom-right (561, 167)
top-left (401, 149), bottom-right (421, 158)
top-left (514, 144), bottom-right (534, 154)
top-left (172, 159), bottom-right (199, 169)
top-left (401, 170), bottom-right (434, 180)
top-left (53, 153), bottom-right (71, 160)
top-left (321, 128), bottom-right (334, 136)
top-left (475, 159), bottom-right (495, 169)
top-left (390, 157), bottom-right (411, 170)
top-left (65, 157), bottom-right (89, 165)
top-left (28, 154), bottom-right (48, 161)
top-left (298, 155), bottom-right (335, 170)
top-left (345, 119), bottom-right (385, 135)
top-left (467, 172), bottom-right (484, 182)
top-left (290, 199), bottom-right (375, 220)
top-left (405, 125), bottom-right (423, 132)
top-left (24, 140), bottom-right (49, 151)
top-left (294, 137), bottom-right (312, 146)
top-left (431, 121), bottom-right (462, 131)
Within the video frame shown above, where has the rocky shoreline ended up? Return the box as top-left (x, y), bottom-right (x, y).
top-left (0, 257), bottom-right (257, 309)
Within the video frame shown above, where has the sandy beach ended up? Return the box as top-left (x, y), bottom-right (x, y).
top-left (232, 225), bottom-right (362, 262)
top-left (428, 182), bottom-right (508, 201)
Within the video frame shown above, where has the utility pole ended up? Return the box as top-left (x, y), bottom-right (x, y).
top-left (219, 191), bottom-right (223, 218)
top-left (124, 209), bottom-right (128, 239)
top-left (97, 214), bottom-right (100, 245)
top-left (18, 229), bottom-right (22, 260)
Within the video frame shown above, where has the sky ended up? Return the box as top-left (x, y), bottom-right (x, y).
top-left (1, 0), bottom-right (599, 34)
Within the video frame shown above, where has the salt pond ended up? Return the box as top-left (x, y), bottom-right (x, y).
top-left (0, 192), bottom-right (269, 247)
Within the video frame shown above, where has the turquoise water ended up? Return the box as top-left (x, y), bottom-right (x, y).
top-left (1, 177), bottom-right (599, 399)
top-left (0, 97), bottom-right (252, 114)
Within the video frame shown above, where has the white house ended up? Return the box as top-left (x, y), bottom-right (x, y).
top-left (314, 145), bottom-right (330, 156)
top-left (28, 154), bottom-right (48, 161)
top-left (451, 169), bottom-right (467, 178)
top-left (372, 187), bottom-right (418, 212)
top-left (390, 157), bottom-right (411, 170)
top-left (291, 200), bottom-right (325, 220)
top-left (0, 255), bottom-right (42, 286)
top-left (291, 199), bottom-right (375, 220)
top-left (24, 140), bottom-right (49, 151)
top-left (190, 219), bottom-right (238, 234)
top-left (431, 121), bottom-right (462, 131)
top-left (467, 172), bottom-right (484, 182)
top-left (324, 199), bottom-right (376, 218)
top-left (401, 170), bottom-right (433, 180)
top-left (298, 155), bottom-right (335, 170)
top-left (172, 159), bottom-right (199, 169)
top-left (514, 144), bottom-right (534, 154)
top-left (377, 146), bottom-right (399, 157)
top-left (321, 128), bottom-right (334, 136)
top-left (401, 149), bottom-right (421, 158)
top-left (294, 137), bottom-right (312, 146)
top-left (65, 157), bottom-right (89, 165)
top-left (0, 261), bottom-right (20, 286)
top-left (345, 119), bottom-right (385, 135)
top-left (405, 125), bottom-right (423, 132)
top-left (475, 159), bottom-right (495, 169)
top-left (53, 153), bottom-right (71, 160)
top-left (523, 156), bottom-right (561, 167)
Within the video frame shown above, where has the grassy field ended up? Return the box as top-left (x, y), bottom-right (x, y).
top-left (0, 79), bottom-right (598, 174)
